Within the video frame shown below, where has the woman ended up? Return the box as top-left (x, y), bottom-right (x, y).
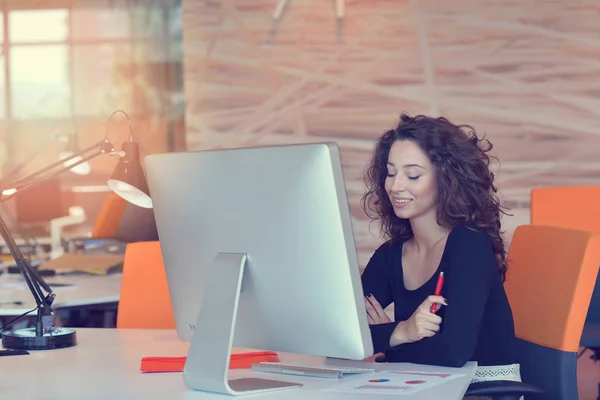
top-left (360, 113), bottom-right (518, 376)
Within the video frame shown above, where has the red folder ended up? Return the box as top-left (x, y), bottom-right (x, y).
top-left (140, 351), bottom-right (280, 373)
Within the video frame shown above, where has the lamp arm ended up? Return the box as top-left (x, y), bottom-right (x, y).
top-left (0, 209), bottom-right (50, 306)
top-left (2, 109), bottom-right (135, 198)
top-left (0, 209), bottom-right (58, 336)
top-left (1, 108), bottom-right (133, 193)
top-left (106, 109), bottom-right (134, 142)
top-left (0, 132), bottom-right (61, 188)
top-left (0, 149), bottom-right (106, 205)
top-left (5, 139), bottom-right (112, 192)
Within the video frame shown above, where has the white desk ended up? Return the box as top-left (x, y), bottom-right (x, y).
top-left (0, 273), bottom-right (122, 316)
top-left (0, 328), bottom-right (477, 399)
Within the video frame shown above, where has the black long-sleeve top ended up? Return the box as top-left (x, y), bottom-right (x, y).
top-left (361, 224), bottom-right (517, 368)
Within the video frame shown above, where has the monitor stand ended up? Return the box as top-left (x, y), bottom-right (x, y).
top-left (183, 253), bottom-right (302, 396)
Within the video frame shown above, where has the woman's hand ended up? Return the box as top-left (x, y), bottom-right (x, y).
top-left (390, 295), bottom-right (447, 346)
top-left (364, 294), bottom-right (392, 324)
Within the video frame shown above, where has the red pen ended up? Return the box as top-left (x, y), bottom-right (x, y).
top-left (430, 271), bottom-right (444, 313)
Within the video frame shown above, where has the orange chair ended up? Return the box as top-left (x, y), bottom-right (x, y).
top-left (465, 225), bottom-right (600, 399)
top-left (530, 186), bottom-right (600, 233)
top-left (116, 241), bottom-right (176, 329)
top-left (92, 192), bottom-right (129, 238)
top-left (531, 186), bottom-right (600, 371)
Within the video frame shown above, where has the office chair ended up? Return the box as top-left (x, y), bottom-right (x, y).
top-left (530, 185), bottom-right (600, 399)
top-left (116, 241), bottom-right (176, 329)
top-left (465, 224), bottom-right (600, 400)
top-left (92, 192), bottom-right (129, 238)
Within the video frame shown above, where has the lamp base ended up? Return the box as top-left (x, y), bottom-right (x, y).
top-left (1, 327), bottom-right (77, 350)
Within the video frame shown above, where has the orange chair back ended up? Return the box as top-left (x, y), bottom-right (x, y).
top-left (505, 225), bottom-right (600, 352)
top-left (116, 241), bottom-right (176, 329)
top-left (531, 186), bottom-right (600, 232)
top-left (92, 192), bottom-right (128, 238)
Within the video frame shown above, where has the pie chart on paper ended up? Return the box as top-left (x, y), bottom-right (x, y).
top-left (326, 370), bottom-right (468, 395)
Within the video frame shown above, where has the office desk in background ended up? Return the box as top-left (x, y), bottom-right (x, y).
top-left (0, 329), bottom-right (477, 399)
top-left (0, 272), bottom-right (122, 326)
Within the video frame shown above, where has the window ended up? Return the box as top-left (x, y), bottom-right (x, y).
top-left (8, 10), bottom-right (70, 119)
top-left (10, 45), bottom-right (70, 119)
top-left (9, 10), bottom-right (68, 43)
top-left (0, 1), bottom-right (185, 182)
top-left (1, 1), bottom-right (183, 143)
top-left (2, 3), bottom-right (183, 121)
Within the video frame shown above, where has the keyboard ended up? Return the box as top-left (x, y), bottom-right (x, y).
top-left (252, 362), bottom-right (375, 379)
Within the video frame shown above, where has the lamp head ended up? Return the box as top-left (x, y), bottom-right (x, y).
top-left (107, 141), bottom-right (152, 209)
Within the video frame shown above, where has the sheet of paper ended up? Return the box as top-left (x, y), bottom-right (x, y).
top-left (324, 370), bottom-right (466, 395)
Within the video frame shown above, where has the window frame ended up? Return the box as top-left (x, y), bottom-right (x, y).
top-left (1, 1), bottom-right (178, 122)
top-left (0, 0), bottom-right (184, 167)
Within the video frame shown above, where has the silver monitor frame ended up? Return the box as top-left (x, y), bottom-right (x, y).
top-left (145, 143), bottom-right (373, 395)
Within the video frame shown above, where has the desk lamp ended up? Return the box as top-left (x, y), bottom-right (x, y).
top-left (0, 109), bottom-right (151, 351)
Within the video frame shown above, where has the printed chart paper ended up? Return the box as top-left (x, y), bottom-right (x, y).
top-left (324, 370), bottom-right (466, 395)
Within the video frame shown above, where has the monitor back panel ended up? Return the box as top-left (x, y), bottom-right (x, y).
top-left (144, 143), bottom-right (371, 359)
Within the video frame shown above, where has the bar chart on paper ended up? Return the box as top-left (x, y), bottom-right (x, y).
top-left (325, 371), bottom-right (466, 395)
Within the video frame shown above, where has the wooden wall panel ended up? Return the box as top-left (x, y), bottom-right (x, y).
top-left (182, 0), bottom-right (600, 267)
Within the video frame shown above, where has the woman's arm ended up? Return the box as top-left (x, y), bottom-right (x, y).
top-left (384, 227), bottom-right (498, 367)
top-left (360, 243), bottom-right (397, 353)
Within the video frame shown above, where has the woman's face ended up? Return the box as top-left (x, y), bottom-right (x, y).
top-left (384, 140), bottom-right (438, 221)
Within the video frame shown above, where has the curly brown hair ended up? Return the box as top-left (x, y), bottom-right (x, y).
top-left (361, 113), bottom-right (509, 281)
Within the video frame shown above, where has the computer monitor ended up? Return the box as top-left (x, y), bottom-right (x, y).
top-left (144, 143), bottom-right (373, 396)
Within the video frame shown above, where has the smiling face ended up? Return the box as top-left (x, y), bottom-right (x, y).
top-left (384, 140), bottom-right (438, 221)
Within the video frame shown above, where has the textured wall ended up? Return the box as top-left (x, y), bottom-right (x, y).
top-left (182, 0), bottom-right (600, 267)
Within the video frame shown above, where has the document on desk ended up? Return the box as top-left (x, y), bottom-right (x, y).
top-left (324, 370), bottom-right (466, 395)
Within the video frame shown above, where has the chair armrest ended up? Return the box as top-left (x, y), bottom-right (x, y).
top-left (465, 380), bottom-right (545, 399)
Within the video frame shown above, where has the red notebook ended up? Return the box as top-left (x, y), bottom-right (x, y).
top-left (140, 351), bottom-right (280, 373)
